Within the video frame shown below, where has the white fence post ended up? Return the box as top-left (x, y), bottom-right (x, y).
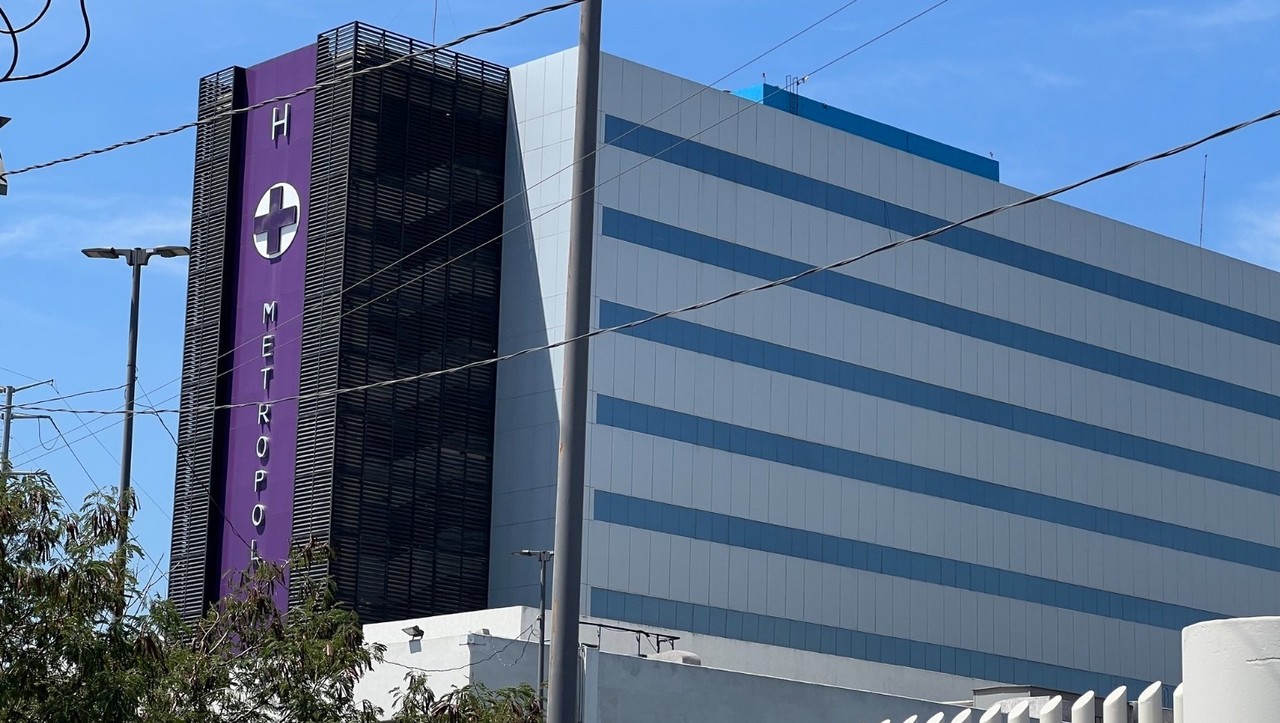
top-left (1071, 690), bottom-right (1095, 723)
top-left (1038, 695), bottom-right (1062, 723)
top-left (978, 704), bottom-right (1002, 723)
top-left (1136, 681), bottom-right (1161, 723)
top-left (1007, 700), bottom-right (1029, 723)
top-left (925, 713), bottom-right (946, 723)
top-left (1172, 683), bottom-right (1184, 723)
top-left (1101, 686), bottom-right (1127, 723)
top-left (950, 710), bottom-right (972, 723)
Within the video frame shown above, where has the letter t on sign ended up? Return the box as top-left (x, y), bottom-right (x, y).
top-left (271, 104), bottom-right (290, 141)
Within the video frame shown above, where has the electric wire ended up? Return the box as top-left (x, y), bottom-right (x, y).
top-left (0, 4), bottom-right (19, 81)
top-left (0, 0), bottom-right (89, 83)
top-left (14, 100), bottom-right (1280, 420)
top-left (96, 0), bottom-right (880, 407)
top-left (24, 381), bottom-right (127, 407)
top-left (0, 0), bottom-right (582, 177)
top-left (9, 0), bottom-right (879, 474)
top-left (44, 414), bottom-right (172, 589)
top-left (0, 0), bottom-right (51, 34)
top-left (15, 0), bottom-right (970, 417)
top-left (0, 364), bottom-right (41, 381)
top-left (48, 381), bottom-right (170, 521)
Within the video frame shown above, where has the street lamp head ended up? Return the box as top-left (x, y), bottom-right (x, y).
top-left (81, 247), bottom-right (122, 260)
top-left (149, 245), bottom-right (190, 259)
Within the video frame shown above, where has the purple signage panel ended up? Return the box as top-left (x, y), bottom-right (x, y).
top-left (215, 44), bottom-right (315, 603)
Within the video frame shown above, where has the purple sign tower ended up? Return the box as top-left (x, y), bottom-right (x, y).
top-left (214, 45), bottom-right (316, 603)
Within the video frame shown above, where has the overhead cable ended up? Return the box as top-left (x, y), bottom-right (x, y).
top-left (0, 0), bottom-right (90, 83)
top-left (16, 102), bottom-right (1280, 419)
top-left (0, 0), bottom-right (583, 176)
top-left (0, 0), bottom-right (51, 34)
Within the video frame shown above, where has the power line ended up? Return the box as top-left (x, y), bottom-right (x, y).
top-left (0, 5), bottom-right (18, 81)
top-left (806, 0), bottom-right (955, 78)
top-left (4, 0), bottom-right (873, 438)
top-left (0, 364), bottom-right (41, 382)
top-left (0, 0), bottom-right (52, 34)
top-left (42, 414), bottom-right (171, 588)
top-left (0, 0), bottom-right (90, 84)
top-left (0, 0), bottom-right (583, 178)
top-left (49, 381), bottom-right (170, 521)
top-left (16, 101), bottom-right (1280, 421)
top-left (104, 0), bottom-right (880, 406)
top-left (24, 382), bottom-right (127, 407)
top-left (11, 0), bottom-right (976, 421)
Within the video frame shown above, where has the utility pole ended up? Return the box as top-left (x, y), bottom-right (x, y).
top-left (1, 378), bottom-right (55, 469)
top-left (547, 0), bottom-right (601, 721)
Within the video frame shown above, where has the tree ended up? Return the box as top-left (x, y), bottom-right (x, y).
top-left (0, 468), bottom-right (542, 722)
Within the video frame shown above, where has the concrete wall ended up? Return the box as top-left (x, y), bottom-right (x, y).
top-left (358, 613), bottom-right (981, 723)
top-left (584, 648), bottom-right (973, 723)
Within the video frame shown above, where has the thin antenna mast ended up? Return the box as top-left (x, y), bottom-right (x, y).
top-left (1199, 154), bottom-right (1209, 248)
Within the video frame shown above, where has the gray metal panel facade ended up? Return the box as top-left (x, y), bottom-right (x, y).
top-left (492, 52), bottom-right (1280, 702)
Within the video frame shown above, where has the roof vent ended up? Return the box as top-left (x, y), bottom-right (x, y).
top-left (648, 650), bottom-right (702, 666)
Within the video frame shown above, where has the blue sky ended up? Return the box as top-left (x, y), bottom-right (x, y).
top-left (2, 0), bottom-right (1279, 594)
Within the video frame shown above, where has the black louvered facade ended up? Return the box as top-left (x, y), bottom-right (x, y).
top-left (172, 23), bottom-right (508, 624)
top-left (169, 67), bottom-right (244, 622)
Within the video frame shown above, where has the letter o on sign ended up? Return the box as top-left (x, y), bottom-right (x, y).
top-left (251, 503), bottom-right (266, 528)
top-left (256, 435), bottom-right (269, 460)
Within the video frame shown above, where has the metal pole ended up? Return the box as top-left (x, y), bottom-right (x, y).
top-left (113, 250), bottom-right (144, 621)
top-left (547, 0), bottom-right (602, 720)
top-left (538, 553), bottom-right (548, 712)
top-left (1, 386), bottom-right (13, 469)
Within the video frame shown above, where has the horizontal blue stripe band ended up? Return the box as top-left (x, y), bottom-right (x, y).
top-left (594, 490), bottom-right (1221, 631)
top-left (602, 208), bottom-right (1280, 422)
top-left (600, 301), bottom-right (1280, 496)
top-left (590, 587), bottom-right (1169, 705)
top-left (594, 395), bottom-right (1280, 572)
top-left (603, 115), bottom-right (1280, 346)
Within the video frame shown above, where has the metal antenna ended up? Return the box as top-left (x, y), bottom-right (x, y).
top-left (1199, 154), bottom-right (1209, 248)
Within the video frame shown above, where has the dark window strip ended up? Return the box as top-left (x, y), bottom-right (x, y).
top-left (595, 490), bottom-right (1222, 631)
top-left (594, 394), bottom-right (1280, 573)
top-left (602, 208), bottom-right (1280, 422)
top-left (603, 115), bottom-right (1280, 347)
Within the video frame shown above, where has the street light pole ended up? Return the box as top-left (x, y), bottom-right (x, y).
top-left (114, 254), bottom-right (143, 616)
top-left (82, 245), bottom-right (189, 621)
top-left (514, 549), bottom-right (554, 712)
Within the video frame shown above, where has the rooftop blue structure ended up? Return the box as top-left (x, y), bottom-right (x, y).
top-left (733, 84), bottom-right (999, 182)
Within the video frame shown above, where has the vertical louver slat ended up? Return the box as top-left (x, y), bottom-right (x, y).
top-left (290, 26), bottom-right (357, 607)
top-left (286, 21), bottom-right (509, 623)
top-left (169, 67), bottom-right (243, 622)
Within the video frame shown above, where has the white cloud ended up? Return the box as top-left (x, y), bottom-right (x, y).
top-left (0, 194), bottom-right (191, 267)
top-left (1021, 64), bottom-right (1079, 89)
top-left (1221, 177), bottom-right (1280, 270)
top-left (1136, 0), bottom-right (1280, 30)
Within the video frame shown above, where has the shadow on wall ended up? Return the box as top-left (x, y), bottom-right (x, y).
top-left (487, 98), bottom-right (564, 610)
